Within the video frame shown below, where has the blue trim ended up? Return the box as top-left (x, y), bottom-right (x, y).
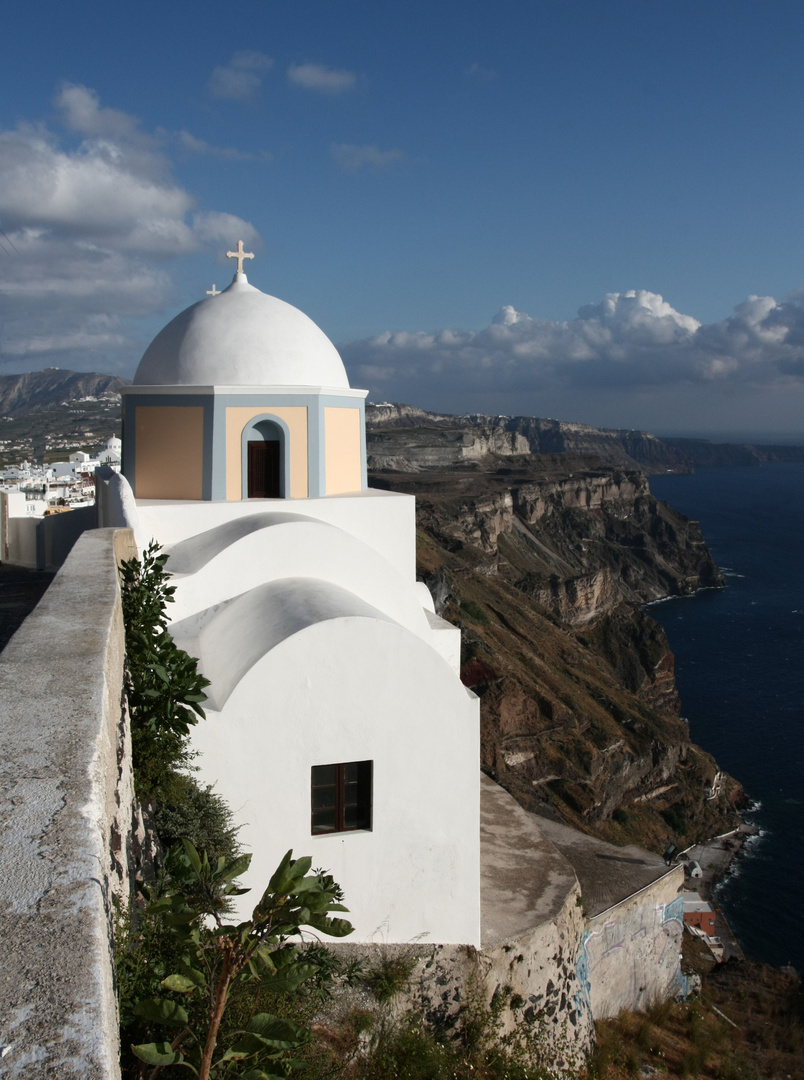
top-left (240, 413), bottom-right (292, 499)
top-left (358, 398), bottom-right (367, 490)
top-left (210, 393), bottom-right (360, 500)
top-left (210, 396), bottom-right (229, 500)
top-left (308, 400), bottom-right (324, 498)
top-left (214, 392), bottom-right (327, 408)
top-left (122, 393), bottom-right (214, 500)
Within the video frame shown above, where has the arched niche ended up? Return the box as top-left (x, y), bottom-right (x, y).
top-left (241, 414), bottom-right (292, 499)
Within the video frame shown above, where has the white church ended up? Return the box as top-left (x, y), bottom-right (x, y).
top-left (115, 244), bottom-right (482, 945)
top-left (0, 245), bottom-right (686, 1072)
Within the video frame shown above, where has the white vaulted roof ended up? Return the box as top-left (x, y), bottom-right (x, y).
top-left (133, 273), bottom-right (349, 388)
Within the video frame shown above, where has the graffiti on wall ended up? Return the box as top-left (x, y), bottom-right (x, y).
top-left (578, 883), bottom-right (685, 1017)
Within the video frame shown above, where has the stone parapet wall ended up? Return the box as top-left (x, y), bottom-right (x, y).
top-left (0, 528), bottom-right (136, 1079)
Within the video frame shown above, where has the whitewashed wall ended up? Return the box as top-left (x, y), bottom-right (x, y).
top-left (188, 614), bottom-right (481, 945)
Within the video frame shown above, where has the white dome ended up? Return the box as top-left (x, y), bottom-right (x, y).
top-left (134, 275), bottom-right (350, 388)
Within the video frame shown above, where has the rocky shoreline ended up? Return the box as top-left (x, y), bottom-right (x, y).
top-left (680, 823), bottom-right (758, 900)
top-left (679, 822), bottom-right (760, 961)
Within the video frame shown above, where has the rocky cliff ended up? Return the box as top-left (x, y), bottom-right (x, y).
top-left (367, 402), bottom-right (804, 473)
top-left (371, 451), bottom-right (741, 851)
top-left (0, 369), bottom-right (129, 416)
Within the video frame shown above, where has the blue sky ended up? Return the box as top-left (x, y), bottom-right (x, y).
top-left (2, 0), bottom-right (804, 437)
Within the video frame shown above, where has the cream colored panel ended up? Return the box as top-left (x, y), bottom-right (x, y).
top-left (225, 406), bottom-right (308, 500)
top-left (324, 407), bottom-right (362, 495)
top-left (135, 406), bottom-right (204, 500)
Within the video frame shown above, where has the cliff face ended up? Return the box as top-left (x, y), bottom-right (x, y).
top-left (367, 403), bottom-right (804, 473)
top-left (366, 405), bottom-right (691, 473)
top-left (381, 457), bottom-right (723, 622)
top-left (373, 452), bottom-right (740, 851)
top-left (0, 369), bottom-right (129, 416)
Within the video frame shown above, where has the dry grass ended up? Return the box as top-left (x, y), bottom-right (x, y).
top-left (588, 958), bottom-right (803, 1080)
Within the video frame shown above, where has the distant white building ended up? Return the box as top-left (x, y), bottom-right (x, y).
top-left (49, 436), bottom-right (122, 480)
top-left (1, 437), bottom-right (120, 567)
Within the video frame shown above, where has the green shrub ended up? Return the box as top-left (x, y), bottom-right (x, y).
top-left (635, 1016), bottom-right (653, 1051)
top-left (364, 953), bottom-right (416, 1002)
top-left (661, 805), bottom-right (689, 836)
top-left (119, 541), bottom-right (210, 799)
top-left (121, 845), bottom-right (352, 1080)
top-left (154, 774), bottom-right (240, 865)
top-left (356, 1019), bottom-right (455, 1080)
top-left (461, 599), bottom-right (490, 625)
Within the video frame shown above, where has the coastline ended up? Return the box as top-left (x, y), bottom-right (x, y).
top-left (648, 465), bottom-right (804, 975)
top-left (678, 823), bottom-right (759, 961)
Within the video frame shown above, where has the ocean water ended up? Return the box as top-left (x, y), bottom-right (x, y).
top-left (648, 463), bottom-right (804, 973)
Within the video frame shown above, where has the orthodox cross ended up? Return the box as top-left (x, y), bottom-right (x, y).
top-left (206, 284), bottom-right (221, 296)
top-left (226, 240), bottom-right (255, 275)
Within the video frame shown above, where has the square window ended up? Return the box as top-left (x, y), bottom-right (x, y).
top-left (311, 760), bottom-right (372, 834)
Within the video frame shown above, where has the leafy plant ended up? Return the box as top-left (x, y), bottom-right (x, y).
top-left (155, 777), bottom-right (241, 868)
top-left (119, 541), bottom-right (211, 797)
top-left (128, 843), bottom-right (353, 1080)
top-left (363, 953), bottom-right (416, 1003)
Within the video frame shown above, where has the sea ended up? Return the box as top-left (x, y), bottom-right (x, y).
top-left (647, 462), bottom-right (804, 974)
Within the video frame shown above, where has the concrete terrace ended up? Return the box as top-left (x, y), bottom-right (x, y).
top-left (530, 812), bottom-right (677, 917)
top-left (479, 774), bottom-right (578, 947)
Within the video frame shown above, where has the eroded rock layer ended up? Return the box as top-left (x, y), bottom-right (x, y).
top-left (370, 450), bottom-right (741, 852)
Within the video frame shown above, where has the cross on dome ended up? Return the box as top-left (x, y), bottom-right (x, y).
top-left (206, 284), bottom-right (221, 296)
top-left (226, 240), bottom-right (255, 276)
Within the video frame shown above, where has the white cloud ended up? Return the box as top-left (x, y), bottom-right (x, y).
top-left (0, 86), bottom-right (260, 373)
top-left (57, 83), bottom-right (140, 140)
top-left (288, 63), bottom-right (356, 94)
top-left (209, 51), bottom-right (273, 101)
top-left (3, 319), bottom-right (128, 357)
top-left (192, 212), bottom-right (260, 248)
top-left (55, 83), bottom-right (170, 181)
top-left (340, 289), bottom-right (804, 432)
top-left (331, 143), bottom-right (404, 172)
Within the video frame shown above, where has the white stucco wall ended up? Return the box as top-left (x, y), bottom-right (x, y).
top-left (187, 615), bottom-right (481, 945)
top-left (165, 515), bottom-right (430, 641)
top-left (136, 488), bottom-right (416, 583)
top-left (140, 481), bottom-right (478, 945)
top-left (423, 609), bottom-right (462, 671)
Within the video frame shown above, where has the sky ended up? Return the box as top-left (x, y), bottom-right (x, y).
top-left (2, 0), bottom-right (804, 438)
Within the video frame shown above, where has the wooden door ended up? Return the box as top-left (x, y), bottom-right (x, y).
top-left (247, 440), bottom-right (280, 498)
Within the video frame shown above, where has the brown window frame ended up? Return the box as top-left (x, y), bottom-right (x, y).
top-left (311, 760), bottom-right (373, 835)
